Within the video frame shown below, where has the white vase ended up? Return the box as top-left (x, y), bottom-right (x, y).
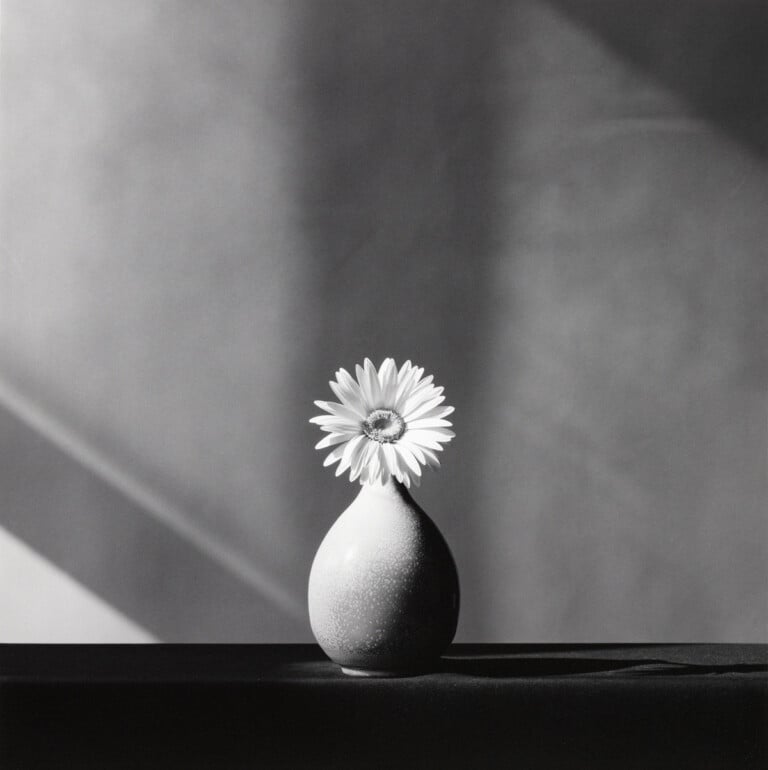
top-left (308, 478), bottom-right (459, 676)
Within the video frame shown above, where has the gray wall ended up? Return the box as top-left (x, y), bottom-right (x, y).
top-left (1, 0), bottom-right (765, 641)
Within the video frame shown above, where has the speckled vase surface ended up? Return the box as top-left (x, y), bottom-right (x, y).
top-left (308, 479), bottom-right (459, 677)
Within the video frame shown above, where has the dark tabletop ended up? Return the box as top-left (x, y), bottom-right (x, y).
top-left (1, 644), bottom-right (766, 769)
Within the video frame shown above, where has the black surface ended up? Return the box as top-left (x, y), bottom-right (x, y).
top-left (1, 644), bottom-right (766, 769)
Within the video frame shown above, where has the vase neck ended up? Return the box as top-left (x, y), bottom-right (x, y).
top-left (359, 478), bottom-right (411, 503)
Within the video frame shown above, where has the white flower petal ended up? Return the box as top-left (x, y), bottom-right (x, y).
top-left (337, 368), bottom-right (367, 405)
top-left (403, 429), bottom-right (446, 451)
top-left (406, 372), bottom-right (433, 398)
top-left (349, 436), bottom-right (370, 481)
top-left (401, 435), bottom-right (441, 469)
top-left (335, 434), bottom-right (365, 477)
top-left (394, 443), bottom-right (422, 477)
top-left (355, 364), bottom-right (370, 396)
top-left (381, 442), bottom-right (401, 481)
top-left (369, 444), bottom-right (381, 484)
top-left (314, 400), bottom-right (365, 424)
top-left (329, 380), bottom-right (366, 416)
top-left (417, 444), bottom-right (442, 468)
top-left (309, 414), bottom-right (335, 424)
top-left (426, 426), bottom-right (455, 439)
top-left (394, 367), bottom-right (424, 412)
top-left (315, 424), bottom-right (360, 436)
top-left (354, 364), bottom-right (370, 408)
top-left (367, 440), bottom-right (381, 472)
top-left (367, 442), bottom-right (380, 480)
top-left (377, 444), bottom-right (391, 484)
top-left (414, 405), bottom-right (454, 421)
top-left (309, 415), bottom-right (360, 433)
top-left (401, 381), bottom-right (439, 415)
top-left (313, 359), bottom-right (453, 485)
top-left (405, 417), bottom-right (453, 430)
top-left (363, 358), bottom-right (383, 409)
top-left (328, 380), bottom-right (348, 404)
top-left (378, 358), bottom-right (398, 407)
top-left (404, 394), bottom-right (446, 422)
top-left (310, 414), bottom-right (346, 425)
top-left (405, 440), bottom-right (426, 465)
top-left (323, 444), bottom-right (347, 467)
top-left (397, 360), bottom-right (412, 383)
top-left (394, 445), bottom-right (411, 483)
top-left (315, 432), bottom-right (354, 450)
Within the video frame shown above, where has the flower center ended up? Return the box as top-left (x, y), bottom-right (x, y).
top-left (362, 408), bottom-right (405, 443)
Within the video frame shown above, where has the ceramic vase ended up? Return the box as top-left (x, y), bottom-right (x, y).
top-left (308, 478), bottom-right (459, 677)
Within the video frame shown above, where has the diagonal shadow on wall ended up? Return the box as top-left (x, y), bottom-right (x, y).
top-left (0, 394), bottom-right (306, 642)
top-left (546, 0), bottom-right (768, 158)
top-left (284, 1), bottom-right (509, 639)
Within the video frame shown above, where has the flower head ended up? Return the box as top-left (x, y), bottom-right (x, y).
top-left (310, 358), bottom-right (454, 487)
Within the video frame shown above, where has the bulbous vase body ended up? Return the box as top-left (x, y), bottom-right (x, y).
top-left (308, 480), bottom-right (459, 676)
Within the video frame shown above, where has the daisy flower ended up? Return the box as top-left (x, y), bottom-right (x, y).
top-left (310, 358), bottom-right (455, 488)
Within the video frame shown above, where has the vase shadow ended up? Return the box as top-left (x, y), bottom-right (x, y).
top-left (440, 649), bottom-right (768, 678)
